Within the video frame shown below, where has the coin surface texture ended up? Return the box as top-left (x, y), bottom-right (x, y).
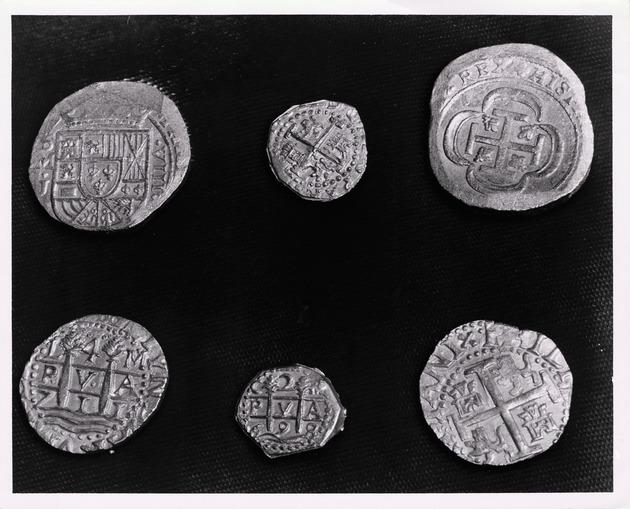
top-left (419, 320), bottom-right (572, 465)
top-left (267, 100), bottom-right (367, 201)
top-left (20, 315), bottom-right (168, 453)
top-left (236, 364), bottom-right (346, 458)
top-left (29, 81), bottom-right (190, 230)
top-left (429, 44), bottom-right (593, 210)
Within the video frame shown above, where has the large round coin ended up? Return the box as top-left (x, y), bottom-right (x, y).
top-left (236, 364), bottom-right (346, 458)
top-left (419, 320), bottom-right (572, 465)
top-left (267, 100), bottom-right (367, 201)
top-left (429, 44), bottom-right (593, 211)
top-left (19, 315), bottom-right (168, 453)
top-left (29, 81), bottom-right (190, 230)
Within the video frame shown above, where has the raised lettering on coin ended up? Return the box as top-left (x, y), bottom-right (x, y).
top-left (267, 100), bottom-right (367, 201)
top-left (29, 81), bottom-right (190, 230)
top-left (19, 315), bottom-right (168, 453)
top-left (236, 364), bottom-right (346, 457)
top-left (419, 320), bottom-right (572, 465)
top-left (429, 44), bottom-right (593, 210)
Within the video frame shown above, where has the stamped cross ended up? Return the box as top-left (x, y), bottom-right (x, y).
top-left (451, 357), bottom-right (564, 461)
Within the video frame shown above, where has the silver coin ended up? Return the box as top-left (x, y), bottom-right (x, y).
top-left (29, 81), bottom-right (190, 230)
top-left (419, 320), bottom-right (572, 465)
top-left (236, 364), bottom-right (346, 458)
top-left (429, 44), bottom-right (593, 211)
top-left (267, 100), bottom-right (367, 201)
top-left (19, 315), bottom-right (168, 453)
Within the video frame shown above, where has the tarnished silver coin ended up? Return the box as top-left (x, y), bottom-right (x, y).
top-left (267, 100), bottom-right (367, 201)
top-left (29, 81), bottom-right (190, 230)
top-left (236, 364), bottom-right (346, 458)
top-left (420, 320), bottom-right (572, 465)
top-left (429, 44), bottom-right (593, 211)
top-left (20, 315), bottom-right (168, 453)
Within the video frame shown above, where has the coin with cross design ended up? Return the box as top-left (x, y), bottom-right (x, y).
top-left (29, 81), bottom-right (190, 230)
top-left (419, 320), bottom-right (572, 465)
top-left (267, 100), bottom-right (367, 201)
top-left (236, 364), bottom-right (346, 458)
top-left (19, 315), bottom-right (168, 453)
top-left (429, 44), bottom-right (593, 210)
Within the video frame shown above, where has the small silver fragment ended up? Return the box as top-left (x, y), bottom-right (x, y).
top-left (29, 81), bottom-right (190, 230)
top-left (267, 100), bottom-right (367, 201)
top-left (236, 364), bottom-right (346, 458)
top-left (20, 315), bottom-right (168, 453)
top-left (429, 44), bottom-right (593, 211)
top-left (419, 320), bottom-right (572, 465)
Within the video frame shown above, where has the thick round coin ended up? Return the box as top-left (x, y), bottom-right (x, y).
top-left (19, 315), bottom-right (168, 453)
top-left (429, 44), bottom-right (593, 211)
top-left (236, 364), bottom-right (346, 458)
top-left (29, 81), bottom-right (190, 230)
top-left (419, 320), bottom-right (572, 465)
top-left (267, 100), bottom-right (367, 201)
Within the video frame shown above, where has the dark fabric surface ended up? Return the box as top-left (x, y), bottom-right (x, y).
top-left (12, 15), bottom-right (612, 493)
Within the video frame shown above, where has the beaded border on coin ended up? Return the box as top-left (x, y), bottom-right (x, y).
top-left (20, 315), bottom-right (168, 454)
top-left (236, 364), bottom-right (346, 458)
top-left (420, 320), bottom-right (572, 465)
top-left (267, 99), bottom-right (367, 201)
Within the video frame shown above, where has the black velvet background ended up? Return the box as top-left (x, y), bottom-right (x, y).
top-left (12, 15), bottom-right (612, 493)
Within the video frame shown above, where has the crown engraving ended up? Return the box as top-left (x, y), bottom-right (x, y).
top-left (61, 95), bottom-right (151, 128)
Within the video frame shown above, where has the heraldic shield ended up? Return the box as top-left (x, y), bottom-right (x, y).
top-left (52, 128), bottom-right (150, 229)
top-left (443, 87), bottom-right (563, 194)
top-left (29, 81), bottom-right (190, 230)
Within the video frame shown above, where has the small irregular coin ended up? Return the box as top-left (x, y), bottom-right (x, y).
top-left (429, 44), bottom-right (593, 211)
top-left (267, 100), bottom-right (367, 201)
top-left (29, 81), bottom-right (190, 230)
top-left (20, 315), bottom-right (168, 453)
top-left (419, 320), bottom-right (572, 465)
top-left (236, 364), bottom-right (346, 458)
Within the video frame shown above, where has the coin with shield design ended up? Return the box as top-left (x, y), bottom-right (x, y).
top-left (20, 315), bottom-right (168, 453)
top-left (236, 364), bottom-right (346, 458)
top-left (29, 81), bottom-right (190, 230)
top-left (419, 320), bottom-right (572, 465)
top-left (429, 44), bottom-right (593, 211)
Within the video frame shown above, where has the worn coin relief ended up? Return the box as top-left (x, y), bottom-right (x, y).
top-left (420, 320), bottom-right (572, 466)
top-left (29, 81), bottom-right (190, 230)
top-left (236, 365), bottom-right (346, 458)
top-left (267, 100), bottom-right (367, 201)
top-left (429, 44), bottom-right (593, 210)
top-left (20, 315), bottom-right (168, 453)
